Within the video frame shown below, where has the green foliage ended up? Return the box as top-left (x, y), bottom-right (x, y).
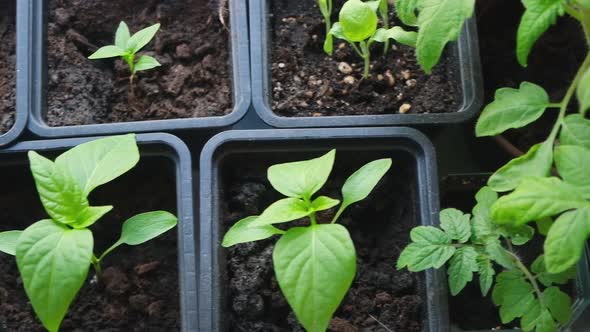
top-left (398, 187), bottom-right (576, 331)
top-left (394, 0), bottom-right (475, 73)
top-left (222, 150), bottom-right (392, 331)
top-left (326, 0), bottom-right (416, 78)
top-left (0, 135), bottom-right (177, 331)
top-left (88, 21), bottom-right (161, 83)
top-left (517, 0), bottom-right (565, 67)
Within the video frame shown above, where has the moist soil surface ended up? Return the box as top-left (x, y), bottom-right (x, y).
top-left (270, 0), bottom-right (461, 117)
top-left (221, 150), bottom-right (425, 331)
top-left (0, 1), bottom-right (17, 134)
top-left (0, 157), bottom-right (180, 331)
top-left (46, 0), bottom-right (232, 127)
top-left (476, 0), bottom-right (586, 152)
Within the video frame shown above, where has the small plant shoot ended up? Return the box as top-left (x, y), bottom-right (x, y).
top-left (318, 0), bottom-right (334, 54)
top-left (0, 134), bottom-right (177, 332)
top-left (327, 0), bottom-right (416, 78)
top-left (88, 21), bottom-right (161, 85)
top-left (222, 150), bottom-right (392, 331)
top-left (398, 188), bottom-right (576, 331)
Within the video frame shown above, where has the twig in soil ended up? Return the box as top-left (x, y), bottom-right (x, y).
top-left (493, 135), bottom-right (524, 158)
top-left (218, 0), bottom-right (229, 30)
top-left (369, 314), bottom-right (395, 332)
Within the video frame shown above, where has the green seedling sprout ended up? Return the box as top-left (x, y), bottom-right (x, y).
top-left (328, 0), bottom-right (416, 78)
top-left (222, 150), bottom-right (392, 332)
top-left (318, 0), bottom-right (334, 54)
top-left (0, 134), bottom-right (177, 332)
top-left (89, 21), bottom-right (161, 86)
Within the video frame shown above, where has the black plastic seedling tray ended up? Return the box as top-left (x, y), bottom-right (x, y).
top-left (198, 127), bottom-right (447, 331)
top-left (0, 133), bottom-right (197, 331)
top-left (0, 0), bottom-right (29, 146)
top-left (249, 0), bottom-right (483, 128)
top-left (25, 0), bottom-right (251, 138)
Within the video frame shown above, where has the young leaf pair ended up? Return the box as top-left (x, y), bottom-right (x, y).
top-left (222, 150), bottom-right (392, 332)
top-left (0, 134), bottom-right (177, 332)
top-left (325, 0), bottom-right (416, 78)
top-left (89, 21), bottom-right (161, 84)
top-left (398, 187), bottom-right (576, 332)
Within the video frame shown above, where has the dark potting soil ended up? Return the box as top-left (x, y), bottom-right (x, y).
top-left (0, 156), bottom-right (180, 331)
top-left (220, 150), bottom-right (425, 331)
top-left (0, 1), bottom-right (17, 134)
top-left (46, 0), bottom-right (232, 127)
top-left (476, 0), bottom-right (587, 152)
top-left (270, 0), bottom-right (461, 117)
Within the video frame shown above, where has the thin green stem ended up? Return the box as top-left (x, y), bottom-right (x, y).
top-left (547, 103), bottom-right (563, 108)
top-left (548, 52), bottom-right (590, 142)
top-left (310, 213), bottom-right (318, 226)
top-left (506, 250), bottom-right (544, 306)
top-left (350, 42), bottom-right (364, 58)
top-left (360, 41), bottom-right (371, 79)
top-left (91, 254), bottom-right (103, 276)
top-left (380, 0), bottom-right (389, 55)
top-left (330, 204), bottom-right (347, 224)
top-left (566, 4), bottom-right (583, 21)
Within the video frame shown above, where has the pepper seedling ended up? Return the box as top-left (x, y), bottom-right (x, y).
top-left (398, 187), bottom-right (576, 332)
top-left (89, 21), bottom-right (161, 86)
top-left (222, 150), bottom-right (392, 332)
top-left (318, 0), bottom-right (334, 54)
top-left (0, 134), bottom-right (177, 332)
top-left (327, 0), bottom-right (416, 78)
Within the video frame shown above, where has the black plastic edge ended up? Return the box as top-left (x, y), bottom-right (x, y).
top-left (1, 133), bottom-right (198, 331)
top-left (198, 127), bottom-right (448, 331)
top-left (26, 0), bottom-right (251, 138)
top-left (249, 0), bottom-right (484, 128)
top-left (0, 0), bottom-right (30, 147)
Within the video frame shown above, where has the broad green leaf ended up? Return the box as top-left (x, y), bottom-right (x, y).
top-left (28, 151), bottom-right (89, 225)
top-left (492, 271), bottom-right (535, 323)
top-left (448, 246), bottom-right (478, 295)
top-left (16, 220), bottom-right (93, 332)
top-left (415, 0), bottom-right (475, 73)
top-left (397, 226), bottom-right (455, 271)
top-left (55, 134), bottom-right (139, 197)
top-left (477, 255), bottom-right (495, 296)
top-left (522, 302), bottom-right (556, 332)
top-left (544, 207), bottom-right (590, 273)
top-left (116, 211), bottom-right (177, 246)
top-left (488, 141), bottom-right (553, 192)
top-left (273, 224), bottom-right (356, 332)
top-left (492, 177), bottom-right (588, 226)
top-left (475, 82), bottom-right (549, 136)
top-left (222, 216), bottom-right (283, 247)
top-left (536, 217), bottom-right (553, 236)
top-left (339, 0), bottom-right (378, 42)
top-left (577, 66), bottom-right (590, 115)
top-left (133, 55), bottom-right (161, 73)
top-left (0, 230), bottom-right (22, 255)
top-left (88, 45), bottom-right (125, 59)
top-left (560, 114), bottom-right (590, 149)
top-left (395, 0), bottom-right (419, 26)
top-left (440, 208), bottom-right (471, 243)
top-left (555, 145), bottom-right (590, 197)
top-left (114, 21), bottom-right (130, 49)
top-left (485, 237), bottom-right (515, 269)
top-left (472, 186), bottom-right (498, 219)
top-left (365, 0), bottom-right (381, 12)
top-left (126, 23), bottom-right (160, 53)
top-left (340, 158), bottom-right (391, 211)
top-left (517, 0), bottom-right (565, 67)
top-left (69, 205), bottom-right (113, 229)
top-left (329, 22), bottom-right (346, 40)
top-left (311, 196), bottom-right (340, 212)
top-left (250, 198), bottom-right (310, 227)
top-left (532, 255), bottom-right (576, 287)
top-left (373, 27), bottom-right (417, 47)
top-left (268, 150), bottom-right (335, 199)
top-left (542, 287), bottom-right (573, 325)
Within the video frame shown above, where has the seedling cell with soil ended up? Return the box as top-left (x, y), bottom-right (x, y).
top-left (199, 128), bottom-right (446, 331)
top-left (28, 0), bottom-right (250, 136)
